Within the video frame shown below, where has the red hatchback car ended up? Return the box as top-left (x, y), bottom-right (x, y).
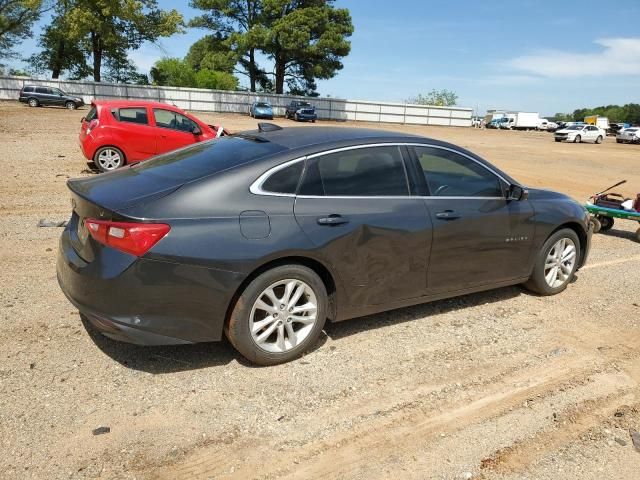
top-left (79, 101), bottom-right (224, 172)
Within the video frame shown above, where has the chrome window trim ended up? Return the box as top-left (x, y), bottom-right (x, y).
top-left (249, 142), bottom-right (512, 199)
top-left (249, 156), bottom-right (306, 197)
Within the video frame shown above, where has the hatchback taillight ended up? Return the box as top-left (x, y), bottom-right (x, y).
top-left (85, 219), bottom-right (170, 256)
top-left (86, 119), bottom-right (99, 134)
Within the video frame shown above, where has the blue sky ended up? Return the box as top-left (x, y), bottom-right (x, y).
top-left (9, 0), bottom-right (640, 116)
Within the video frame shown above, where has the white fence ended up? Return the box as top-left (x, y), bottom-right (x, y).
top-left (0, 75), bottom-right (472, 127)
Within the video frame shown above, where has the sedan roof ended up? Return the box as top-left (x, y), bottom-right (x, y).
top-left (244, 126), bottom-right (424, 151)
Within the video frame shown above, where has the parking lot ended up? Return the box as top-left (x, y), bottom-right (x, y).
top-left (2, 100), bottom-right (640, 480)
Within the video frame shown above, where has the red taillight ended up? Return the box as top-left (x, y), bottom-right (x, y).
top-left (85, 219), bottom-right (170, 257)
top-left (86, 119), bottom-right (99, 134)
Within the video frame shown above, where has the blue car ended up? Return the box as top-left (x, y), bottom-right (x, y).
top-left (249, 101), bottom-right (274, 120)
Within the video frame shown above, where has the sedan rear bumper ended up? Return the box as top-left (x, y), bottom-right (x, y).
top-left (57, 226), bottom-right (244, 345)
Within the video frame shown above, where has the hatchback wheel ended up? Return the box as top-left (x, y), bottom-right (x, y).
top-left (524, 228), bottom-right (580, 295)
top-left (94, 146), bottom-right (124, 172)
top-left (595, 135), bottom-right (603, 144)
top-left (226, 265), bottom-right (327, 365)
top-left (65, 101), bottom-right (77, 110)
top-left (28, 98), bottom-right (39, 107)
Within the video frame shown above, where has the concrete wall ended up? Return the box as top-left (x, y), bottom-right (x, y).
top-left (0, 76), bottom-right (473, 127)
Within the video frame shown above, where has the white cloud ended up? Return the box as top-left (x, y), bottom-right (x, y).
top-left (507, 38), bottom-right (640, 77)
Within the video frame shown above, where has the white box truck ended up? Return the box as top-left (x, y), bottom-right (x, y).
top-left (500, 112), bottom-right (540, 130)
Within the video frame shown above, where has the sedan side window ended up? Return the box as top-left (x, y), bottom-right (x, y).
top-left (299, 146), bottom-right (409, 196)
top-left (112, 108), bottom-right (149, 125)
top-left (261, 161), bottom-right (304, 194)
top-left (154, 109), bottom-right (197, 133)
top-left (414, 146), bottom-right (503, 197)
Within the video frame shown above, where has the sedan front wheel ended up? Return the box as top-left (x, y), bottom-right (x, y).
top-left (524, 228), bottom-right (580, 295)
top-left (226, 265), bottom-right (327, 365)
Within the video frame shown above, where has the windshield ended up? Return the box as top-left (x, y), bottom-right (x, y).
top-left (298, 102), bottom-right (311, 107)
top-left (256, 102), bottom-right (271, 108)
top-left (625, 128), bottom-right (638, 132)
top-left (566, 125), bottom-right (584, 131)
top-left (131, 136), bottom-right (287, 182)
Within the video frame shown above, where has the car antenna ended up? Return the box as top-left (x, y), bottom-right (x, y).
top-left (258, 123), bottom-right (283, 132)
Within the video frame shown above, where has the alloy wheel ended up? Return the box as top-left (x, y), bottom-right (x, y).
top-left (544, 237), bottom-right (577, 288)
top-left (97, 148), bottom-right (122, 170)
top-left (249, 279), bottom-right (318, 353)
top-left (28, 99), bottom-right (38, 107)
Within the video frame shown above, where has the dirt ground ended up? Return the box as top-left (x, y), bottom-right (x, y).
top-left (1, 100), bottom-right (640, 480)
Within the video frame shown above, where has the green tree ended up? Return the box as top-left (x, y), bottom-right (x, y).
top-left (151, 57), bottom-right (238, 90)
top-left (103, 50), bottom-right (149, 84)
top-left (186, 34), bottom-right (237, 73)
top-left (194, 68), bottom-right (238, 89)
top-left (190, 0), bottom-right (264, 91)
top-left (28, 0), bottom-right (90, 79)
top-left (262, 0), bottom-right (353, 94)
top-left (56, 0), bottom-right (184, 82)
top-left (408, 89), bottom-right (458, 107)
top-left (0, 0), bottom-right (46, 60)
top-left (150, 58), bottom-right (196, 87)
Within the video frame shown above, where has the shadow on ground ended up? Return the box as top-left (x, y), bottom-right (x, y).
top-left (82, 285), bottom-right (526, 374)
top-left (599, 228), bottom-right (639, 243)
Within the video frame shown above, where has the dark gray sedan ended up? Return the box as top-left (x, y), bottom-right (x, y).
top-left (57, 126), bottom-right (592, 365)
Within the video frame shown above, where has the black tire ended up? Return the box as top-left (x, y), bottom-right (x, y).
top-left (93, 146), bottom-right (125, 172)
top-left (635, 228), bottom-right (640, 243)
top-left (574, 135), bottom-right (581, 143)
top-left (28, 98), bottom-right (39, 107)
top-left (595, 135), bottom-right (603, 144)
top-left (597, 215), bottom-right (614, 231)
top-left (294, 113), bottom-right (299, 122)
top-left (616, 139), bottom-right (623, 143)
top-left (523, 228), bottom-right (581, 296)
top-left (311, 119), bottom-right (316, 123)
top-left (555, 138), bottom-right (561, 142)
top-left (591, 217), bottom-right (601, 233)
top-left (65, 101), bottom-right (77, 110)
top-left (226, 264), bottom-right (327, 366)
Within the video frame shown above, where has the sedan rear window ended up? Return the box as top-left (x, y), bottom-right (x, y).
top-left (132, 136), bottom-right (287, 182)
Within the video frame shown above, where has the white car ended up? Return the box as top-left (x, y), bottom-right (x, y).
top-left (554, 124), bottom-right (606, 144)
top-left (616, 127), bottom-right (640, 144)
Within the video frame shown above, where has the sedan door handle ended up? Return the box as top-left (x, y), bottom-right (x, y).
top-left (317, 214), bottom-right (349, 226)
top-left (435, 210), bottom-right (462, 220)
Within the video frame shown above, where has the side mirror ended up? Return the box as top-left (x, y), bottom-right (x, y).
top-left (507, 184), bottom-right (528, 201)
top-left (192, 125), bottom-right (202, 135)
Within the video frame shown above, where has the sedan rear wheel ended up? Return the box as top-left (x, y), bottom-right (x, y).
top-left (94, 146), bottom-right (124, 172)
top-left (524, 228), bottom-right (580, 295)
top-left (595, 135), bottom-right (603, 144)
top-left (226, 265), bottom-right (327, 365)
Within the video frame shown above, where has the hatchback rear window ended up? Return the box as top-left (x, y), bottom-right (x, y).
top-left (132, 136), bottom-right (287, 182)
top-left (112, 107), bottom-right (148, 125)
